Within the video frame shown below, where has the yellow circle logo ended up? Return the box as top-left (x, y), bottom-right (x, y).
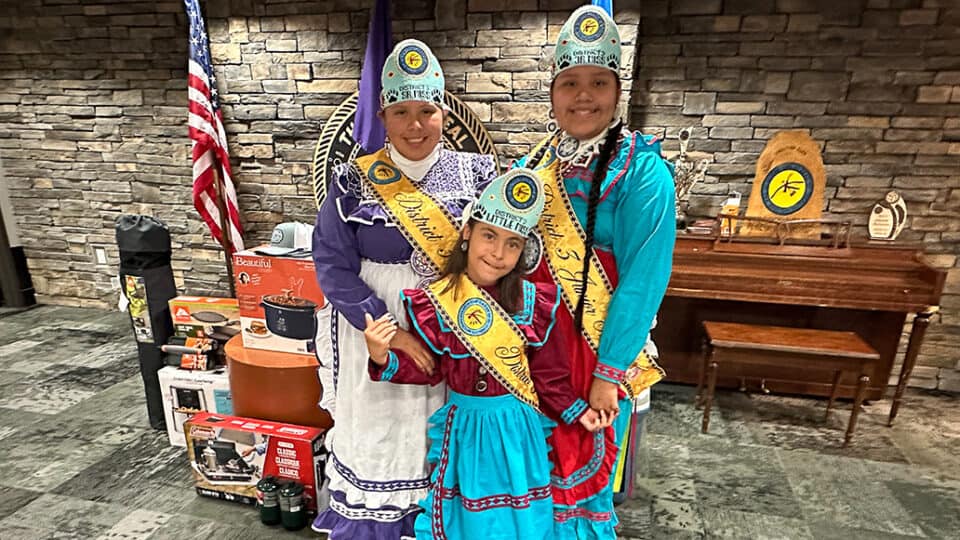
top-left (766, 169), bottom-right (807, 209)
top-left (579, 17), bottom-right (600, 37)
top-left (458, 299), bottom-right (493, 336)
top-left (404, 51), bottom-right (423, 70)
top-left (512, 182), bottom-right (532, 204)
top-left (368, 161), bottom-right (400, 184)
top-left (463, 306), bottom-right (487, 331)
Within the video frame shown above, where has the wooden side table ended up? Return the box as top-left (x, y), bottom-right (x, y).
top-left (697, 322), bottom-right (879, 447)
top-left (225, 335), bottom-right (333, 429)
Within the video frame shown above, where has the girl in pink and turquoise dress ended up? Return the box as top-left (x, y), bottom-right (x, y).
top-left (365, 168), bottom-right (605, 540)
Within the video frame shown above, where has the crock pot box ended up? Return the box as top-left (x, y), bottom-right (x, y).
top-left (232, 249), bottom-right (326, 356)
top-left (185, 412), bottom-right (329, 512)
top-left (168, 296), bottom-right (240, 338)
top-left (158, 366), bottom-right (233, 447)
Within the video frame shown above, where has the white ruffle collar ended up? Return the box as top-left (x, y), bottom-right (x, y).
top-left (386, 142), bottom-right (443, 182)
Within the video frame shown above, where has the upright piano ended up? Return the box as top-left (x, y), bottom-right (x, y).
top-left (654, 233), bottom-right (946, 424)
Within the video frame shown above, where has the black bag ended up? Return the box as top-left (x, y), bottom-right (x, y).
top-left (116, 215), bottom-right (177, 430)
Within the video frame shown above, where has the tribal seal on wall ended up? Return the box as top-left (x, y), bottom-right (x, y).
top-left (311, 91), bottom-right (499, 209)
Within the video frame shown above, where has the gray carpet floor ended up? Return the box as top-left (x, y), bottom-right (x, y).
top-left (1, 305), bottom-right (958, 539)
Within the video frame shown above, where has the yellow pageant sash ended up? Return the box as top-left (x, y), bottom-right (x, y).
top-left (527, 136), bottom-right (665, 398)
top-left (355, 149), bottom-right (459, 275)
top-left (424, 275), bottom-right (540, 409)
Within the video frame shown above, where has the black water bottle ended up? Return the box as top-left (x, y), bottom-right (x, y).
top-left (279, 481), bottom-right (306, 531)
top-left (257, 477), bottom-right (281, 526)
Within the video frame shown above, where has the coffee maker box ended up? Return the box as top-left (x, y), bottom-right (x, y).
top-left (185, 412), bottom-right (328, 513)
top-left (233, 250), bottom-right (325, 356)
top-left (159, 366), bottom-right (233, 447)
top-left (168, 296), bottom-right (240, 339)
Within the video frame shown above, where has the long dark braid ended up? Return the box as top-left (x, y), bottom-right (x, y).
top-left (573, 121), bottom-right (623, 333)
top-left (529, 136), bottom-right (552, 168)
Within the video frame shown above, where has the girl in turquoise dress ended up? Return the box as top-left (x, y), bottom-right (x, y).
top-left (515, 5), bottom-right (677, 538)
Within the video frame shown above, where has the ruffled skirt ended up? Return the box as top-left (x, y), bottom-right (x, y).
top-left (415, 391), bottom-right (557, 540)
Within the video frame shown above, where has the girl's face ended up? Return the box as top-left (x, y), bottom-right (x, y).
top-left (379, 101), bottom-right (445, 161)
top-left (550, 66), bottom-right (620, 140)
top-left (462, 222), bottom-right (525, 287)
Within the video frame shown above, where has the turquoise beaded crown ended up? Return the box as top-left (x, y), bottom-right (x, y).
top-left (470, 168), bottom-right (545, 238)
top-left (554, 5), bottom-right (622, 77)
top-left (380, 39), bottom-right (445, 108)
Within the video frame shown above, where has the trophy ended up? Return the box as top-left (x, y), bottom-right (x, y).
top-left (868, 191), bottom-right (907, 241)
top-left (670, 127), bottom-right (710, 229)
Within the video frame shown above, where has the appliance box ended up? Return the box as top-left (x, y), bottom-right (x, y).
top-left (185, 412), bottom-right (328, 513)
top-left (158, 366), bottom-right (233, 447)
top-left (168, 296), bottom-right (240, 339)
top-left (233, 249), bottom-right (325, 356)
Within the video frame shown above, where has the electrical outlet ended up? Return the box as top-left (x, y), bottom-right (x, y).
top-left (94, 247), bottom-right (108, 265)
top-left (110, 276), bottom-right (120, 290)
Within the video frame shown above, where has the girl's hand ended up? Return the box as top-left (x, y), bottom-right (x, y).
top-left (578, 408), bottom-right (602, 432)
top-left (364, 312), bottom-right (397, 366)
top-left (588, 377), bottom-right (620, 419)
top-left (596, 408), bottom-right (615, 429)
top-left (390, 327), bottom-right (435, 376)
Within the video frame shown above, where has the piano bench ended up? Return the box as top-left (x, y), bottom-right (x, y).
top-left (695, 321), bottom-right (879, 447)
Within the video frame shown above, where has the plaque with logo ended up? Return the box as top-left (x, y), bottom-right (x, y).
top-left (868, 191), bottom-right (907, 241)
top-left (742, 131), bottom-right (826, 239)
top-left (311, 92), bottom-right (498, 209)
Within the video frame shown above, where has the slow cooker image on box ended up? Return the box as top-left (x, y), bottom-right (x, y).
top-left (260, 294), bottom-right (318, 340)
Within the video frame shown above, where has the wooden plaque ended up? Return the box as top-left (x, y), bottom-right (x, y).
top-left (741, 131), bottom-right (826, 238)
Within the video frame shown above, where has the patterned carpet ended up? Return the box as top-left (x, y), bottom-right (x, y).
top-left (0, 305), bottom-right (958, 539)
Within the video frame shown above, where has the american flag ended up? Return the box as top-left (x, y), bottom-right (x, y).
top-left (185, 0), bottom-right (243, 252)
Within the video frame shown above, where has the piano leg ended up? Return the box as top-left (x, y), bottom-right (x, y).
top-left (888, 308), bottom-right (937, 427)
top-left (695, 337), bottom-right (709, 407)
top-left (844, 373), bottom-right (869, 448)
top-left (701, 357), bottom-right (718, 434)
top-left (825, 370), bottom-right (842, 421)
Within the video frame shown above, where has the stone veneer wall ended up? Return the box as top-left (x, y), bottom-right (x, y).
top-left (2, 0), bottom-right (957, 388)
top-left (0, 0), bottom-right (637, 300)
top-left (631, 0), bottom-right (959, 390)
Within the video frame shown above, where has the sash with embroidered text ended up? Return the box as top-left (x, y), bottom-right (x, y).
top-left (527, 136), bottom-right (664, 397)
top-left (355, 150), bottom-right (460, 285)
top-left (424, 274), bottom-right (540, 409)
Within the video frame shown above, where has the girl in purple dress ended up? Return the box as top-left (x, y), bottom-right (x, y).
top-left (311, 39), bottom-right (497, 540)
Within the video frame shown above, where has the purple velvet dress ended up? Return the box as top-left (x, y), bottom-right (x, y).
top-left (311, 149), bottom-right (496, 540)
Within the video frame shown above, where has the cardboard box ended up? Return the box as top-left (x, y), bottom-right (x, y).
top-left (233, 250), bottom-right (325, 356)
top-left (159, 366), bottom-right (233, 447)
top-left (174, 337), bottom-right (219, 371)
top-left (169, 296), bottom-right (240, 339)
top-left (185, 412), bottom-right (328, 512)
